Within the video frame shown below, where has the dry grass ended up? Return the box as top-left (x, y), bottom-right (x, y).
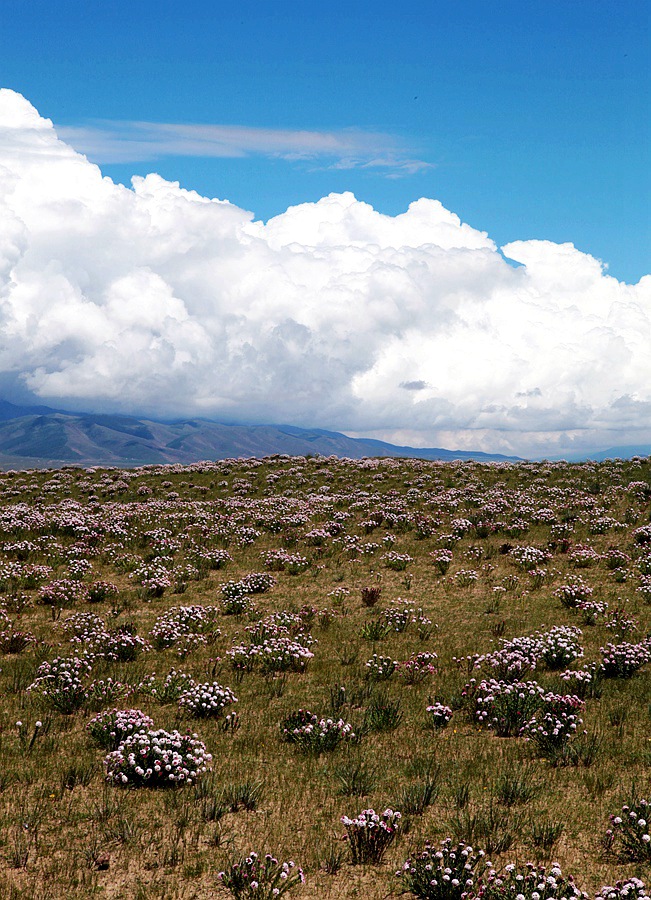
top-left (0, 455), bottom-right (649, 897)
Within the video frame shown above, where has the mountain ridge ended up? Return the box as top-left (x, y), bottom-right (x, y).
top-left (0, 406), bottom-right (521, 468)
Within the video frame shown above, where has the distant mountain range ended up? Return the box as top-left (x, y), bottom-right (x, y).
top-left (0, 400), bottom-right (647, 469)
top-left (0, 401), bottom-right (521, 468)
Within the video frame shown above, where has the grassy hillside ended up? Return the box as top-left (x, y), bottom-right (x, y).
top-left (0, 455), bottom-right (649, 898)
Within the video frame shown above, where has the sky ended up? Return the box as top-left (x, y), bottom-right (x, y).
top-left (0, 0), bottom-right (649, 457)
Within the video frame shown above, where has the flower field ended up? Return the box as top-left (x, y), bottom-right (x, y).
top-left (0, 454), bottom-right (649, 898)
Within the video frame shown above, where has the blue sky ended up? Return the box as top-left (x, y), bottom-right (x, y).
top-left (1, 0), bottom-right (648, 282)
top-left (0, 1), bottom-right (650, 457)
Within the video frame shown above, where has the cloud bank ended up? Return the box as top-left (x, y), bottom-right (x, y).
top-left (0, 89), bottom-right (650, 457)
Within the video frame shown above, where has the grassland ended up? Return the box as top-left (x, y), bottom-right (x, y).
top-left (0, 454), bottom-right (649, 898)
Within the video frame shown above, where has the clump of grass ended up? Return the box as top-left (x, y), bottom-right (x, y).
top-left (529, 817), bottom-right (565, 855)
top-left (394, 770), bottom-right (440, 815)
top-left (332, 755), bottom-right (377, 797)
top-left (492, 766), bottom-right (540, 807)
top-left (362, 691), bottom-right (402, 732)
top-left (221, 778), bottom-right (265, 812)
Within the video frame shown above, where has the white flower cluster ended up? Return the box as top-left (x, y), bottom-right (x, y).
top-left (178, 681), bottom-right (238, 719)
top-left (104, 728), bottom-right (212, 787)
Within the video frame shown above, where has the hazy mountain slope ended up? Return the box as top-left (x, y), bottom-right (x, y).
top-left (0, 410), bottom-right (521, 467)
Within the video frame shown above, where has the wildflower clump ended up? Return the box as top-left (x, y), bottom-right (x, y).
top-left (600, 640), bottom-right (651, 678)
top-left (341, 807), bottom-right (401, 864)
top-left (605, 798), bottom-right (651, 862)
top-left (38, 578), bottom-right (90, 607)
top-left (478, 861), bottom-right (588, 899)
top-left (520, 693), bottom-right (585, 758)
top-left (149, 605), bottom-right (221, 655)
top-left (426, 702), bottom-right (452, 729)
top-left (137, 668), bottom-right (196, 704)
top-left (104, 728), bottom-right (211, 787)
top-left (397, 652), bottom-right (438, 684)
top-left (218, 851), bottom-right (305, 899)
top-left (27, 656), bottom-right (92, 713)
top-left (473, 679), bottom-right (545, 736)
top-left (178, 681), bottom-right (238, 720)
top-left (536, 625), bottom-right (583, 670)
top-left (397, 838), bottom-right (487, 899)
top-left (595, 880), bottom-right (649, 900)
top-left (280, 708), bottom-right (355, 753)
top-left (87, 708), bottom-right (155, 751)
top-left (553, 575), bottom-right (593, 608)
top-left (365, 653), bottom-right (397, 681)
top-left (381, 551), bottom-right (413, 571)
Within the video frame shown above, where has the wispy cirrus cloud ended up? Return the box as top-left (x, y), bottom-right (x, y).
top-left (58, 120), bottom-right (433, 176)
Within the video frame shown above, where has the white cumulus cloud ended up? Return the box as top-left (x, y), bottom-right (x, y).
top-left (0, 88), bottom-right (650, 457)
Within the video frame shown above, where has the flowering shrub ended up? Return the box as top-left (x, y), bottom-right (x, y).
top-left (149, 605), bottom-right (220, 652)
top-left (87, 708), bottom-right (155, 750)
top-left (397, 652), bottom-right (438, 684)
top-left (0, 623), bottom-right (36, 654)
top-left (478, 861), bottom-right (588, 899)
top-left (605, 606), bottom-right (639, 636)
top-left (130, 561), bottom-right (174, 598)
top-left (578, 599), bottom-right (609, 626)
top-left (218, 852), bottom-right (305, 899)
top-left (595, 880), bottom-right (649, 900)
top-left (536, 625), bottom-right (583, 669)
top-left (553, 575), bottom-right (594, 608)
top-left (38, 578), bottom-right (90, 607)
top-left (569, 544), bottom-right (602, 568)
top-left (178, 681), bottom-right (238, 719)
top-left (261, 549), bottom-right (309, 574)
top-left (528, 567), bottom-right (550, 589)
top-left (66, 557), bottom-right (93, 580)
top-left (510, 545), bottom-right (551, 570)
top-left (559, 663), bottom-right (603, 699)
top-left (190, 547), bottom-right (231, 570)
top-left (451, 518), bottom-right (473, 537)
top-left (305, 528), bottom-right (330, 546)
top-left (365, 653), bottom-right (397, 681)
top-left (633, 525), bottom-right (651, 545)
top-left (246, 611), bottom-right (309, 643)
top-left (397, 838), bottom-right (487, 899)
top-left (520, 694), bottom-right (585, 756)
top-left (280, 709), bottom-right (355, 752)
top-left (473, 679), bottom-right (546, 736)
top-left (426, 702), bottom-right (452, 729)
top-left (454, 568), bottom-right (479, 587)
top-left (600, 641), bottom-right (651, 678)
top-left (87, 580), bottom-right (120, 604)
top-left (636, 575), bottom-right (651, 603)
top-left (221, 573), bottom-right (276, 600)
top-left (27, 655), bottom-right (92, 713)
top-left (88, 627), bottom-right (150, 663)
top-left (382, 600), bottom-right (418, 633)
top-left (228, 637), bottom-right (314, 675)
top-left (222, 594), bottom-right (256, 616)
top-left (85, 677), bottom-right (132, 711)
top-left (137, 668), bottom-right (196, 704)
top-left (605, 798), bottom-right (651, 861)
top-left (604, 548), bottom-right (631, 570)
top-left (104, 728), bottom-right (212, 787)
top-left (382, 551), bottom-right (413, 571)
top-left (472, 635), bottom-right (541, 681)
top-left (430, 548), bottom-right (453, 574)
top-left (341, 808), bottom-right (401, 864)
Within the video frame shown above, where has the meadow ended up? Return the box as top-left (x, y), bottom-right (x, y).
top-left (0, 453), bottom-right (649, 899)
